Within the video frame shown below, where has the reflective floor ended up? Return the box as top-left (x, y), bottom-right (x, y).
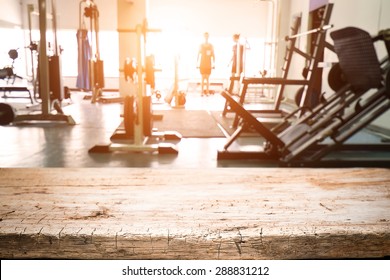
top-left (0, 90), bottom-right (254, 168)
top-left (1, 88), bottom-right (389, 168)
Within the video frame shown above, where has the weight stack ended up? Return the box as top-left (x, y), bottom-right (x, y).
top-left (94, 60), bottom-right (105, 89)
top-left (48, 55), bottom-right (63, 101)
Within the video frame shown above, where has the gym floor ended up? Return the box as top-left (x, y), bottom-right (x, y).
top-left (0, 87), bottom-right (254, 168)
top-left (0, 86), bottom-right (388, 168)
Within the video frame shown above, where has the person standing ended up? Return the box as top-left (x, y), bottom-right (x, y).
top-left (230, 33), bottom-right (244, 77)
top-left (197, 32), bottom-right (215, 96)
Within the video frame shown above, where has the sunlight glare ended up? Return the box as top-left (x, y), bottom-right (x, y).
top-left (147, 23), bottom-right (198, 82)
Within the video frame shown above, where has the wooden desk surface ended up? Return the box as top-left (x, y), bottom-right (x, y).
top-left (1, 168), bottom-right (389, 259)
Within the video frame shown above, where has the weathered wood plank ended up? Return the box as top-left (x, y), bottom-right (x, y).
top-left (0, 168), bottom-right (389, 259)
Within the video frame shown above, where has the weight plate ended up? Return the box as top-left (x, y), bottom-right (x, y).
top-left (0, 103), bottom-right (15, 125)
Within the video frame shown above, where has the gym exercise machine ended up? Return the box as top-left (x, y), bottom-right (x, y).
top-left (89, 20), bottom-right (181, 154)
top-left (0, 49), bottom-right (34, 104)
top-left (0, 0), bottom-right (75, 125)
top-left (0, 49), bottom-right (23, 84)
top-left (76, 1), bottom-right (91, 91)
top-left (77, 0), bottom-right (107, 103)
top-left (0, 4), bottom-right (43, 105)
top-left (125, 54), bottom-right (163, 102)
top-left (223, 3), bottom-right (334, 129)
top-left (218, 26), bottom-right (390, 167)
top-left (164, 55), bottom-right (186, 108)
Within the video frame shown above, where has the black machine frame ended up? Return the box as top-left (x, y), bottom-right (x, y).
top-left (222, 3), bottom-right (335, 130)
top-left (218, 26), bottom-right (390, 167)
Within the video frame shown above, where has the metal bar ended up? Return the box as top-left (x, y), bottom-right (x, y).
top-left (241, 77), bottom-right (310, 85)
top-left (298, 3), bottom-right (334, 113)
top-left (38, 0), bottom-right (50, 115)
top-left (232, 82), bottom-right (249, 128)
top-left (273, 15), bottom-right (301, 110)
top-left (94, 3), bottom-right (100, 60)
top-left (221, 91), bottom-right (285, 148)
top-left (27, 4), bottom-right (35, 83)
top-left (134, 24), bottom-right (144, 146)
top-left (285, 24), bottom-right (333, 41)
top-left (281, 158), bottom-right (390, 168)
top-left (335, 99), bottom-right (389, 144)
top-left (51, 0), bottom-right (58, 55)
top-left (292, 47), bottom-right (311, 60)
top-left (223, 125), bottom-right (244, 151)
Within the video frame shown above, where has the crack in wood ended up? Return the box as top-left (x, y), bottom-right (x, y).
top-left (217, 240), bottom-right (221, 259)
top-left (38, 215), bottom-right (47, 223)
top-left (234, 230), bottom-right (243, 255)
top-left (319, 203), bottom-right (333, 211)
top-left (91, 228), bottom-right (96, 243)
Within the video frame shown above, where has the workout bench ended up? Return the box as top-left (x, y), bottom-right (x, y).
top-left (0, 86), bottom-right (34, 104)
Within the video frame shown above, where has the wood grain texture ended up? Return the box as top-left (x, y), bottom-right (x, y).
top-left (0, 168), bottom-right (389, 259)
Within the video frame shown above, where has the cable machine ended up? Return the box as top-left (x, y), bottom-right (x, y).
top-left (9, 0), bottom-right (75, 125)
top-left (81, 0), bottom-right (105, 103)
top-left (89, 20), bottom-right (181, 154)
